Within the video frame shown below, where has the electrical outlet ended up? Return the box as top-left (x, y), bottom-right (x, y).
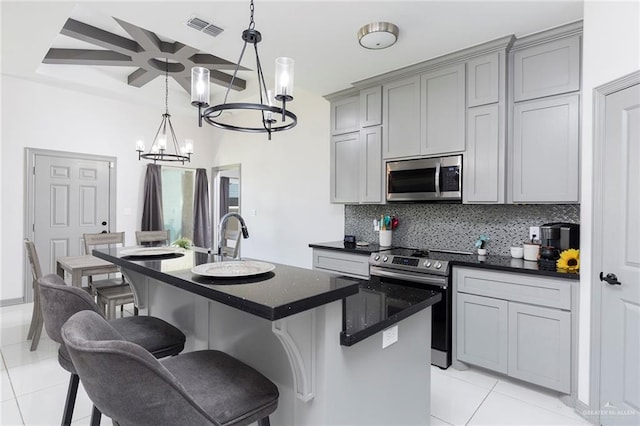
top-left (529, 226), bottom-right (540, 242)
top-left (382, 325), bottom-right (398, 348)
top-left (373, 219), bottom-right (380, 231)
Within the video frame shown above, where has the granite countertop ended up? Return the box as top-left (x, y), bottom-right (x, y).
top-left (341, 280), bottom-right (441, 346)
top-left (93, 248), bottom-right (360, 321)
top-left (309, 241), bottom-right (390, 255)
top-left (309, 241), bottom-right (579, 280)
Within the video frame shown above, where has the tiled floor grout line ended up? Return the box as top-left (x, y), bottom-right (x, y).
top-left (464, 379), bottom-right (498, 425)
top-left (1, 349), bottom-right (26, 425)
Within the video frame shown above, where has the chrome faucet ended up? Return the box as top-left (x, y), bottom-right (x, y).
top-left (217, 212), bottom-right (249, 258)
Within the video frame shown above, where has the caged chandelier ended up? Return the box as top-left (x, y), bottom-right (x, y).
top-left (190, 0), bottom-right (297, 140)
top-left (136, 59), bottom-right (193, 164)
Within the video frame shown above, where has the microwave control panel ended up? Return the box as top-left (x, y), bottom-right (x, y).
top-left (440, 166), bottom-right (460, 192)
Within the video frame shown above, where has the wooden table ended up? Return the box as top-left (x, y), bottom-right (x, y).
top-left (56, 255), bottom-right (119, 288)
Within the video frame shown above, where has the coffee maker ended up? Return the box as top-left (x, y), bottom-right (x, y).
top-left (540, 222), bottom-right (580, 250)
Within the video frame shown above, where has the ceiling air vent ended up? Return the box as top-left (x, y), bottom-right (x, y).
top-left (187, 17), bottom-right (224, 37)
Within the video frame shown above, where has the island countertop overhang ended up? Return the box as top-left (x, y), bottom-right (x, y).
top-left (92, 247), bottom-right (360, 321)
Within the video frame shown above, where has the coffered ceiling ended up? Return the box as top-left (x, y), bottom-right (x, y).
top-left (1, 1), bottom-right (584, 111)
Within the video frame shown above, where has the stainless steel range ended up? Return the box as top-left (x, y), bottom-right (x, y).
top-left (369, 247), bottom-right (472, 368)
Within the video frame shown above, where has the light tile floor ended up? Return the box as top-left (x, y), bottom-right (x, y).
top-left (1, 302), bottom-right (592, 425)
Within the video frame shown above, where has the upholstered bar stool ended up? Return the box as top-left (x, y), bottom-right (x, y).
top-left (62, 310), bottom-right (279, 426)
top-left (38, 273), bottom-right (186, 426)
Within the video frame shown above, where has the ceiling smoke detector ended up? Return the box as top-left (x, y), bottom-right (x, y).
top-left (357, 22), bottom-right (399, 50)
top-left (187, 16), bottom-right (224, 37)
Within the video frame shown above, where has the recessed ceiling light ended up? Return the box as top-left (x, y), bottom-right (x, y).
top-left (357, 22), bottom-right (399, 50)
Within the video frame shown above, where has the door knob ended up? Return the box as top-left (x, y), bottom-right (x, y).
top-left (101, 221), bottom-right (107, 226)
top-left (599, 272), bottom-right (621, 286)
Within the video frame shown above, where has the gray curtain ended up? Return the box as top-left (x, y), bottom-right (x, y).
top-left (141, 164), bottom-right (164, 231)
top-left (193, 168), bottom-right (212, 249)
top-left (220, 176), bottom-right (230, 217)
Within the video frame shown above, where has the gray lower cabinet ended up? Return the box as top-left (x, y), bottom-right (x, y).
top-left (508, 301), bottom-right (571, 393)
top-left (456, 292), bottom-right (509, 373)
top-left (511, 93), bottom-right (580, 203)
top-left (312, 248), bottom-right (370, 279)
top-left (464, 104), bottom-right (504, 203)
top-left (453, 267), bottom-right (574, 394)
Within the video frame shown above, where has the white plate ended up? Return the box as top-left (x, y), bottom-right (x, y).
top-left (191, 261), bottom-right (275, 278)
top-left (120, 247), bottom-right (180, 257)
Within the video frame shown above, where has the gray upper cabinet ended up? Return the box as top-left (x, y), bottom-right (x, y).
top-left (464, 104), bottom-right (504, 203)
top-left (383, 76), bottom-right (421, 159)
top-left (360, 86), bottom-right (382, 128)
top-left (467, 52), bottom-right (500, 107)
top-left (420, 64), bottom-right (466, 155)
top-left (513, 35), bottom-right (581, 102)
top-left (330, 132), bottom-right (360, 203)
top-left (331, 95), bottom-right (360, 135)
top-left (359, 126), bottom-right (383, 203)
top-left (508, 22), bottom-right (582, 204)
top-left (511, 93), bottom-right (580, 203)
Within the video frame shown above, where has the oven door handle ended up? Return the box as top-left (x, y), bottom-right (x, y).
top-left (370, 266), bottom-right (447, 288)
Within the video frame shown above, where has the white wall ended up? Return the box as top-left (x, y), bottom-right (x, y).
top-left (207, 87), bottom-right (345, 268)
top-left (578, 0), bottom-right (640, 405)
top-left (0, 75), bottom-right (344, 303)
top-left (0, 75), bottom-right (215, 301)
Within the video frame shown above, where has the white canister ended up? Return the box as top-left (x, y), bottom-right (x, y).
top-left (523, 243), bottom-right (540, 261)
top-left (379, 230), bottom-right (392, 247)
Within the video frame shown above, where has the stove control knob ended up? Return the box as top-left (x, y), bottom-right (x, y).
top-left (383, 256), bottom-right (388, 262)
top-left (435, 262), bottom-right (443, 269)
top-left (424, 261), bottom-right (431, 268)
top-left (374, 255), bottom-right (380, 261)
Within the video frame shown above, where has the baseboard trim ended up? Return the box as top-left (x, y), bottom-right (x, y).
top-left (0, 297), bottom-right (26, 307)
top-left (574, 399), bottom-right (598, 425)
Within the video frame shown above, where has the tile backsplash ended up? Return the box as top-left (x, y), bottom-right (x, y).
top-left (345, 204), bottom-right (580, 255)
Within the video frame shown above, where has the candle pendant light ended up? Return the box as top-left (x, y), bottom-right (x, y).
top-left (137, 58), bottom-right (193, 163)
top-left (191, 0), bottom-right (297, 140)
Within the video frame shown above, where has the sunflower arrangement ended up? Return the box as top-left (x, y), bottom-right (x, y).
top-left (557, 248), bottom-right (580, 271)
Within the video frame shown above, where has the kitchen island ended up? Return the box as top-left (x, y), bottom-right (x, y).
top-left (93, 247), bottom-right (440, 425)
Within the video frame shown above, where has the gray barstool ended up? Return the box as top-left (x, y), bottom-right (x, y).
top-left (38, 273), bottom-right (186, 426)
top-left (62, 310), bottom-right (279, 426)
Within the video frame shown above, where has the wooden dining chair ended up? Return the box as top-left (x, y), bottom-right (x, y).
top-left (83, 232), bottom-right (135, 319)
top-left (135, 230), bottom-right (170, 246)
top-left (23, 239), bottom-right (44, 351)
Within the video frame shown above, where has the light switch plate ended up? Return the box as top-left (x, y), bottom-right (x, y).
top-left (382, 325), bottom-right (398, 348)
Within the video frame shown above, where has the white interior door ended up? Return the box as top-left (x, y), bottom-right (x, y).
top-left (598, 80), bottom-right (640, 425)
top-left (26, 150), bottom-right (115, 294)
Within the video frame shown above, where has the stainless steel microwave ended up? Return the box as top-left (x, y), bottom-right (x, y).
top-left (386, 155), bottom-right (462, 202)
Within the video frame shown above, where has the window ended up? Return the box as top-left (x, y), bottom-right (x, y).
top-left (161, 167), bottom-right (195, 244)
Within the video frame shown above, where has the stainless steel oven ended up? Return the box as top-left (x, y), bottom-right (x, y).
top-left (369, 248), bottom-right (471, 368)
top-left (386, 155), bottom-right (462, 202)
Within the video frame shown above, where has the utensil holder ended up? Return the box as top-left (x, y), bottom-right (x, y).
top-left (379, 230), bottom-right (392, 247)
